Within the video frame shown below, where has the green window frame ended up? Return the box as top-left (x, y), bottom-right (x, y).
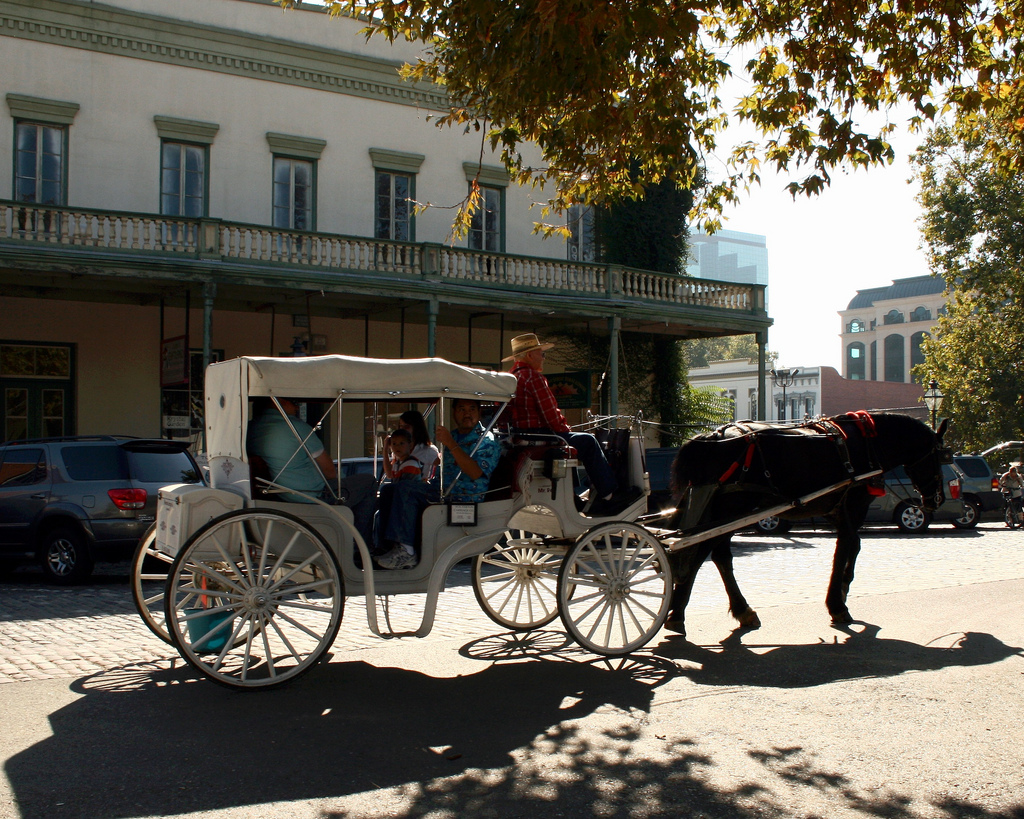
top-left (273, 156), bottom-right (316, 231)
top-left (160, 140), bottom-right (208, 218)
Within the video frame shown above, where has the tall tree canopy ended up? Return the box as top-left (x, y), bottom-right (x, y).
top-left (298, 0), bottom-right (1024, 228)
top-left (912, 119), bottom-right (1024, 452)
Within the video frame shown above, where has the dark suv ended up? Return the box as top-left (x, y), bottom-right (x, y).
top-left (951, 455), bottom-right (1002, 525)
top-left (0, 436), bottom-right (202, 583)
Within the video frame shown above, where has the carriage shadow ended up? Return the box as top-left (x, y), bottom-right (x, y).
top-left (5, 651), bottom-right (668, 819)
top-left (6, 624), bottom-right (1023, 819)
top-left (653, 622), bottom-right (1023, 689)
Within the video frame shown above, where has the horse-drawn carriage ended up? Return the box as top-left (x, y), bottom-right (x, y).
top-left (131, 355), bottom-right (951, 690)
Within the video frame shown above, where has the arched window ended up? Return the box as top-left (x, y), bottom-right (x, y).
top-left (883, 309), bottom-right (905, 325)
top-left (847, 342), bottom-right (866, 380)
top-left (847, 319), bottom-right (866, 333)
top-left (910, 306), bottom-right (932, 322)
top-left (884, 334), bottom-right (905, 382)
top-left (911, 331), bottom-right (929, 370)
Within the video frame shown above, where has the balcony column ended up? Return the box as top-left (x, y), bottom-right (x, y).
top-left (202, 282), bottom-right (217, 370)
top-left (757, 330), bottom-right (768, 420)
top-left (608, 316), bottom-right (620, 419)
top-left (426, 297), bottom-right (438, 357)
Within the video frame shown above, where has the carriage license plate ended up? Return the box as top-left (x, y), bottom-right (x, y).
top-left (447, 503), bottom-right (478, 526)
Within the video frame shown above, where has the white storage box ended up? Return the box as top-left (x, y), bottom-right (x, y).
top-left (156, 484), bottom-right (244, 557)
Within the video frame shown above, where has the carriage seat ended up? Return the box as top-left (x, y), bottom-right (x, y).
top-left (479, 435), bottom-right (578, 501)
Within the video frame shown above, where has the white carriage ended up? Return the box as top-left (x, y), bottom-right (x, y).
top-left (132, 355), bottom-right (669, 689)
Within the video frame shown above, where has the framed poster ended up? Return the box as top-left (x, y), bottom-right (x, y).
top-left (547, 370), bottom-right (591, 410)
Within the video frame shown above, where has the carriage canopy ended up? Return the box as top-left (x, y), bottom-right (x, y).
top-left (204, 355), bottom-right (518, 462)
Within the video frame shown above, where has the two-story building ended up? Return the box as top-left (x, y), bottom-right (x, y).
top-left (0, 0), bottom-right (771, 453)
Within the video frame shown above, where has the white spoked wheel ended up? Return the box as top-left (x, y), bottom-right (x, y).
top-left (164, 509), bottom-right (344, 689)
top-left (557, 522), bottom-right (672, 656)
top-left (130, 524), bottom-right (175, 644)
top-left (472, 530), bottom-right (562, 631)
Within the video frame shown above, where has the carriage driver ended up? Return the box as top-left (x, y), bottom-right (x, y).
top-left (246, 397), bottom-right (375, 543)
top-left (504, 333), bottom-right (641, 517)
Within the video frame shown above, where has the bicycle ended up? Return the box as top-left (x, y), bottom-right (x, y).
top-left (1002, 490), bottom-right (1024, 529)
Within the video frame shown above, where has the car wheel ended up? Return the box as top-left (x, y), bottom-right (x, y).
top-left (895, 503), bottom-right (930, 533)
top-left (753, 516), bottom-right (791, 535)
top-left (40, 527), bottom-right (93, 585)
top-left (951, 498), bottom-right (981, 529)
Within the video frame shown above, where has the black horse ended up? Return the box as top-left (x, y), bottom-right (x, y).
top-left (665, 412), bottom-right (951, 637)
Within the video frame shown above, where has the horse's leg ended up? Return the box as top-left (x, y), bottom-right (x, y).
top-left (665, 539), bottom-right (716, 637)
top-left (710, 536), bottom-right (761, 630)
top-left (825, 497), bottom-right (869, 624)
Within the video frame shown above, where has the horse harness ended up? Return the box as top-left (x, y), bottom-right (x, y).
top-left (709, 413), bottom-right (885, 498)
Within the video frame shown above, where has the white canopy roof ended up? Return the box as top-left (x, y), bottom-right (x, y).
top-left (204, 355), bottom-right (518, 461)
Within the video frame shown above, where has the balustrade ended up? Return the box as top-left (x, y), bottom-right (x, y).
top-left (0, 200), bottom-right (762, 315)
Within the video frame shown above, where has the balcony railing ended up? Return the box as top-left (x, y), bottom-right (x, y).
top-left (0, 200), bottom-right (765, 313)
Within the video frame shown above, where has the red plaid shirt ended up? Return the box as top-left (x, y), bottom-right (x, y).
top-left (510, 362), bottom-right (570, 434)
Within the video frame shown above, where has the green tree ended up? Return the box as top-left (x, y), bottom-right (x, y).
top-left (297, 0), bottom-right (1023, 229)
top-left (912, 119), bottom-right (1024, 451)
top-left (684, 335), bottom-right (777, 369)
top-left (591, 175), bottom-right (692, 445)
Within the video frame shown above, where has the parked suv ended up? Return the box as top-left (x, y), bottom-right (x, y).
top-left (0, 436), bottom-right (202, 583)
top-left (951, 454), bottom-right (1002, 526)
top-left (752, 462), bottom-right (966, 535)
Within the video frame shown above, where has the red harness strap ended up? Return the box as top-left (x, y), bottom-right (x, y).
top-left (847, 411), bottom-right (884, 493)
top-left (718, 439), bottom-right (756, 483)
top-left (848, 410), bottom-right (877, 438)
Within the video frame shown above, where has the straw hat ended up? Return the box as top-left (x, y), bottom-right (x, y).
top-left (502, 333), bottom-right (555, 362)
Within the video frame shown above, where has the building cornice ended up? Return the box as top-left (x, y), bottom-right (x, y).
top-left (6, 93), bottom-right (81, 124)
top-left (155, 115), bottom-right (220, 144)
top-left (0, 0), bottom-right (448, 111)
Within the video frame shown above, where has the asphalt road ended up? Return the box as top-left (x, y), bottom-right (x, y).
top-left (1, 521), bottom-right (1023, 819)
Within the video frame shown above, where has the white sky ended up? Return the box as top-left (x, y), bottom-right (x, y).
top-left (715, 126), bottom-right (932, 372)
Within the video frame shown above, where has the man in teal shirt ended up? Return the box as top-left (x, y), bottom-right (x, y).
top-left (247, 398), bottom-right (334, 503)
top-left (435, 399), bottom-right (501, 502)
top-left (247, 397), bottom-right (376, 542)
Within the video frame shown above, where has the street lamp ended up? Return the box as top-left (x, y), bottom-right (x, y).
top-left (770, 368), bottom-right (800, 421)
top-left (923, 378), bottom-right (944, 429)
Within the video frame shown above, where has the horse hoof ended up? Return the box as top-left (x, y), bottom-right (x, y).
top-left (737, 609), bottom-right (761, 630)
top-left (830, 612), bottom-right (853, 626)
top-left (663, 618), bottom-right (686, 637)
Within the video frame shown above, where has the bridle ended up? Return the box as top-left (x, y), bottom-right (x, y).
top-left (903, 442), bottom-right (952, 511)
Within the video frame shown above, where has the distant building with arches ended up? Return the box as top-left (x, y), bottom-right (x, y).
top-left (839, 275), bottom-right (946, 383)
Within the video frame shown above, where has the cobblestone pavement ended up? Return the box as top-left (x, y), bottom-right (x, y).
top-left (2, 521), bottom-right (1022, 684)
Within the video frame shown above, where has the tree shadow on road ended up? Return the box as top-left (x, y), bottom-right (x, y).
top-left (5, 626), bottom-right (1023, 819)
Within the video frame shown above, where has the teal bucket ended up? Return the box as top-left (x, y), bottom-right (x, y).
top-left (185, 609), bottom-right (233, 652)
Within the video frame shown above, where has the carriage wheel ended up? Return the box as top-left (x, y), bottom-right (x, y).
top-left (164, 509), bottom-right (344, 690)
top-left (557, 522), bottom-right (672, 656)
top-left (472, 530), bottom-right (562, 631)
top-left (130, 524), bottom-right (175, 644)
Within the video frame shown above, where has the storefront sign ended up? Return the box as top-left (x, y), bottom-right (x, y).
top-left (161, 336), bottom-right (188, 387)
top-left (547, 370), bottom-right (592, 410)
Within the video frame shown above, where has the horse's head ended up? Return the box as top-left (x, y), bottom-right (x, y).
top-left (902, 418), bottom-right (953, 511)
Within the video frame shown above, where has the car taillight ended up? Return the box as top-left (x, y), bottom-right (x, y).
top-left (948, 479), bottom-right (961, 500)
top-left (108, 488), bottom-right (147, 510)
top-left (992, 478), bottom-right (1000, 490)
